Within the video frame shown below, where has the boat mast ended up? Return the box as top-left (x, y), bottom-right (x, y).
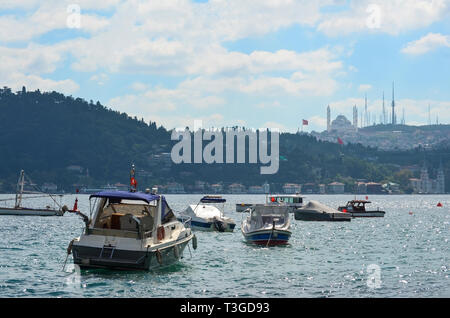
top-left (15, 170), bottom-right (25, 208)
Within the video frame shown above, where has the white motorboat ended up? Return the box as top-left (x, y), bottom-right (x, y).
top-left (179, 196), bottom-right (236, 232)
top-left (66, 190), bottom-right (196, 270)
top-left (236, 193), bottom-right (304, 213)
top-left (241, 204), bottom-right (292, 246)
top-left (0, 170), bottom-right (67, 216)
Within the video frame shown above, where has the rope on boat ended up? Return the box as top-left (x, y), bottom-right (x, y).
top-left (61, 239), bottom-right (75, 271)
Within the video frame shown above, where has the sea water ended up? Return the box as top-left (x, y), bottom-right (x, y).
top-left (0, 194), bottom-right (448, 298)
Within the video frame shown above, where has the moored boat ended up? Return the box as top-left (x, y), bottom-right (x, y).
top-left (241, 204), bottom-right (291, 246)
top-left (179, 196), bottom-right (236, 232)
top-left (294, 200), bottom-right (351, 222)
top-left (0, 170), bottom-right (67, 216)
top-left (66, 189), bottom-right (196, 270)
top-left (337, 200), bottom-right (385, 218)
top-left (236, 193), bottom-right (304, 213)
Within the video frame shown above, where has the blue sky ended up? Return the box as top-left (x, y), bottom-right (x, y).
top-left (1, 0), bottom-right (450, 132)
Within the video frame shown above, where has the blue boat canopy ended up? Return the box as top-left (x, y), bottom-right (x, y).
top-left (200, 196), bottom-right (226, 203)
top-left (89, 191), bottom-right (163, 204)
top-left (89, 191), bottom-right (171, 219)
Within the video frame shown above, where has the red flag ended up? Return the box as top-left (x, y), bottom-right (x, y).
top-left (302, 119), bottom-right (309, 125)
top-left (337, 137), bottom-right (344, 145)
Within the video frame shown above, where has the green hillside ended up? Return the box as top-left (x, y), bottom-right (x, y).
top-left (0, 87), bottom-right (448, 193)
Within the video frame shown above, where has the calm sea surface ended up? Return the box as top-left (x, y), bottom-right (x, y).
top-left (0, 194), bottom-right (448, 298)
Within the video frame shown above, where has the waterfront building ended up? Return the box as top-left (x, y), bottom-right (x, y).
top-left (328, 182), bottom-right (345, 194)
top-left (282, 183), bottom-right (302, 194)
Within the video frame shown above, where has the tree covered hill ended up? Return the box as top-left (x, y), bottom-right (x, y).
top-left (0, 87), bottom-right (448, 192)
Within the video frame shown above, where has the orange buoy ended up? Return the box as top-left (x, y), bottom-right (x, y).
top-left (437, 202), bottom-right (443, 207)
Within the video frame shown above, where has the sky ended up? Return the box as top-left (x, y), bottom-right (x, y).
top-left (1, 0), bottom-right (450, 132)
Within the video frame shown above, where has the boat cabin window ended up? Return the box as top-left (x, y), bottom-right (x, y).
top-left (272, 196), bottom-right (302, 204)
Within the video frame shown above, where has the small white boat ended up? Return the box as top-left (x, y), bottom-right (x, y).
top-left (179, 196), bottom-right (236, 232)
top-left (66, 189), bottom-right (196, 270)
top-left (236, 193), bottom-right (304, 213)
top-left (241, 204), bottom-right (291, 246)
top-left (0, 170), bottom-right (67, 216)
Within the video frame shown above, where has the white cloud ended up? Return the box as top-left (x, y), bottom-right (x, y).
top-left (358, 84), bottom-right (372, 92)
top-left (401, 32), bottom-right (450, 55)
top-left (317, 0), bottom-right (449, 36)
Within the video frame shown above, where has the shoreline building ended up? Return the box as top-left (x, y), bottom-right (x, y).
top-left (410, 162), bottom-right (445, 194)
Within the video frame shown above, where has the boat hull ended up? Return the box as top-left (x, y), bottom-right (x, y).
top-left (178, 216), bottom-right (236, 232)
top-left (72, 235), bottom-right (193, 271)
top-left (350, 211), bottom-right (385, 217)
top-left (190, 219), bottom-right (235, 232)
top-left (242, 229), bottom-right (291, 246)
top-left (294, 210), bottom-right (351, 222)
top-left (0, 207), bottom-right (63, 216)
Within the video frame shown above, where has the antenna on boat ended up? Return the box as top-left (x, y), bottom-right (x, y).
top-left (130, 164), bottom-right (137, 192)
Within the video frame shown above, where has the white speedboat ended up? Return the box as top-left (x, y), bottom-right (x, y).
top-left (179, 196), bottom-right (236, 232)
top-left (66, 190), bottom-right (196, 270)
top-left (236, 193), bottom-right (304, 213)
top-left (0, 170), bottom-right (67, 216)
top-left (241, 204), bottom-right (291, 246)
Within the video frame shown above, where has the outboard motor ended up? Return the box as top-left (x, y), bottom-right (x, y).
top-left (213, 218), bottom-right (226, 232)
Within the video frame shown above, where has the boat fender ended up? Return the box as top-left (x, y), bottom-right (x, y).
top-left (192, 235), bottom-right (198, 250)
top-left (173, 245), bottom-right (180, 259)
top-left (67, 239), bottom-right (75, 255)
top-left (155, 249), bottom-right (163, 265)
top-left (157, 226), bottom-right (165, 241)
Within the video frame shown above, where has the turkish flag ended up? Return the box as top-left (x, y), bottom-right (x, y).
top-left (337, 137), bottom-right (344, 145)
top-left (130, 177), bottom-right (137, 187)
top-left (302, 119), bottom-right (309, 125)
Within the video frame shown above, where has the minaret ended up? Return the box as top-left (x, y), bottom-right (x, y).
top-left (353, 105), bottom-right (358, 131)
top-left (327, 105), bottom-right (331, 132)
top-left (391, 82), bottom-right (396, 125)
top-left (364, 93), bottom-right (368, 127)
top-left (428, 104), bottom-right (431, 126)
top-left (382, 91), bottom-right (386, 124)
top-left (420, 162), bottom-right (430, 194)
top-left (436, 160), bottom-right (445, 194)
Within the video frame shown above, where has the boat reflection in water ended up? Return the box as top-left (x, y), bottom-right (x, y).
top-left (67, 190), bottom-right (196, 271)
top-left (241, 204), bottom-right (291, 246)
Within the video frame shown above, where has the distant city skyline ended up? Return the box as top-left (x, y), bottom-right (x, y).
top-left (1, 1), bottom-right (450, 132)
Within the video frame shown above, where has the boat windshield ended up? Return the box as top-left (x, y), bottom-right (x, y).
top-left (93, 198), bottom-right (175, 232)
